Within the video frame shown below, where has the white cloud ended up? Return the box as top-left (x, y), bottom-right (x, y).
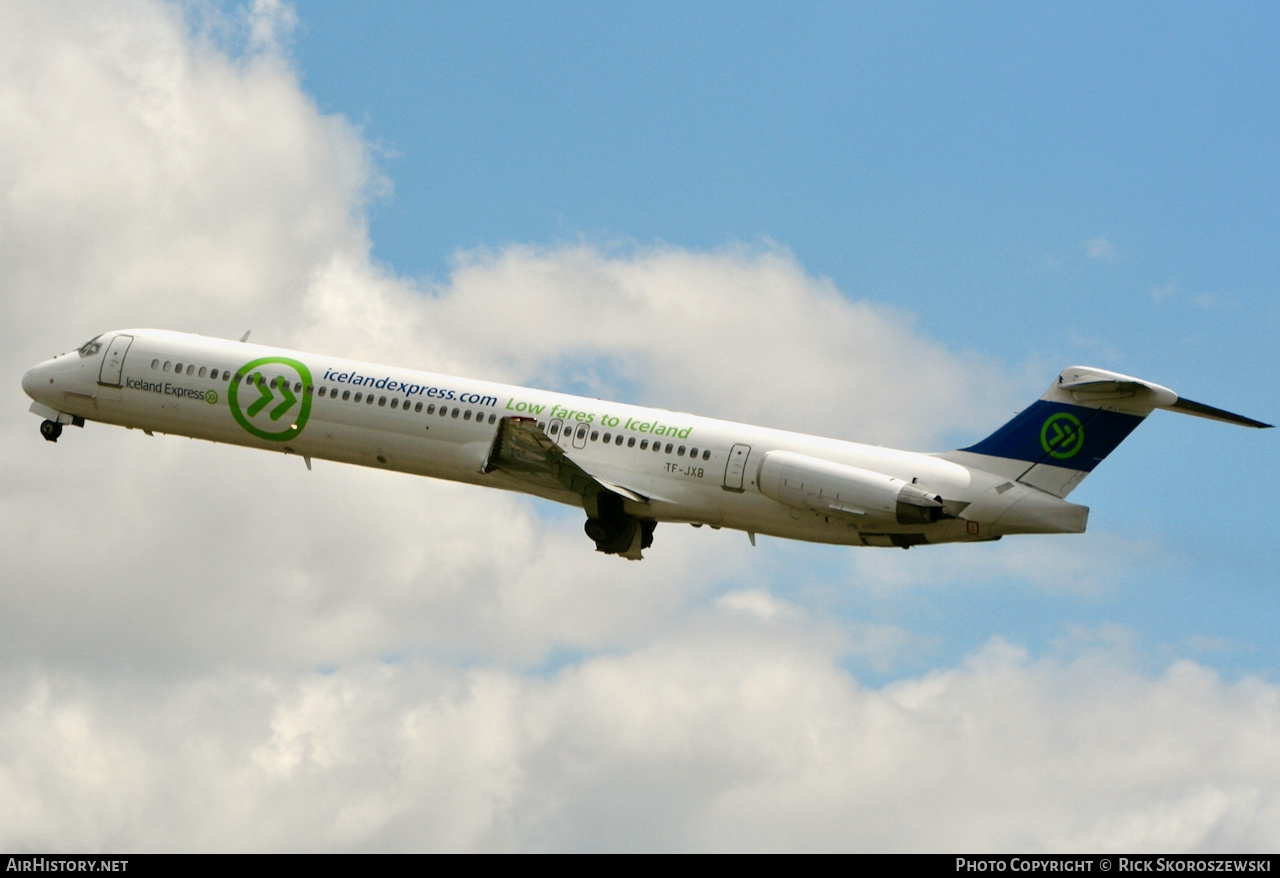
top-left (848, 532), bottom-right (1159, 597)
top-left (294, 242), bottom-right (1016, 449)
top-left (3, 637), bottom-right (1280, 852)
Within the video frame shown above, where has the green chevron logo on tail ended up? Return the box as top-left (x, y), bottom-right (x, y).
top-left (1040, 411), bottom-right (1084, 459)
top-left (228, 356), bottom-right (313, 441)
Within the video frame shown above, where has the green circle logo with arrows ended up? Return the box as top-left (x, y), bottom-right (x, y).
top-left (1040, 411), bottom-right (1085, 459)
top-left (228, 356), bottom-right (313, 442)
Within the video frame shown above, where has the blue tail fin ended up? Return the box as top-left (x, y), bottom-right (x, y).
top-left (944, 366), bottom-right (1270, 497)
top-left (960, 399), bottom-right (1145, 474)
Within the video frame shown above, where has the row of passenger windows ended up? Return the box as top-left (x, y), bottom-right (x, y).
top-left (541, 420), bottom-right (712, 460)
top-left (148, 357), bottom-right (712, 460)
top-left (149, 357), bottom-right (500, 423)
top-left (153, 359), bottom-right (229, 380)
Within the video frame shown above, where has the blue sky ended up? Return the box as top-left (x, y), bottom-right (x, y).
top-left (289, 1), bottom-right (1279, 677)
top-left (294, 2), bottom-right (1280, 361)
top-left (1, 0), bottom-right (1277, 851)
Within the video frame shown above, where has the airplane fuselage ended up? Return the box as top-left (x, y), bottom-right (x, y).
top-left (34, 328), bottom-right (1259, 558)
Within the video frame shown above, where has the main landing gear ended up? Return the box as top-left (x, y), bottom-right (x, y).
top-left (584, 492), bottom-right (656, 560)
top-left (40, 420), bottom-right (63, 443)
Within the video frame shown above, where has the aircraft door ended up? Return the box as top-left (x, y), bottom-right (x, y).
top-left (98, 334), bottom-right (134, 387)
top-left (723, 443), bottom-right (751, 491)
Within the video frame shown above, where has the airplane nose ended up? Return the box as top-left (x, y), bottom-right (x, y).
top-left (22, 359), bottom-right (57, 403)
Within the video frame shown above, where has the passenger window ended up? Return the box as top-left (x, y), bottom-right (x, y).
top-left (451, 408), bottom-right (459, 418)
top-left (151, 359), bottom-right (159, 370)
top-left (174, 363), bottom-right (183, 373)
top-left (198, 366), bottom-right (207, 378)
top-left (342, 390), bottom-right (350, 401)
top-left (186, 365), bottom-right (194, 376)
top-left (426, 404), bottom-right (435, 414)
top-left (209, 369), bottom-right (218, 380)
top-left (640, 440), bottom-right (649, 450)
top-left (702, 449), bottom-right (711, 460)
top-left (464, 410), bottom-right (471, 421)
top-left (489, 414), bottom-right (496, 424)
top-left (390, 398), bottom-right (398, 409)
top-left (590, 431), bottom-right (599, 442)
top-left (665, 443), bottom-right (673, 453)
top-left (163, 361), bottom-right (171, 372)
top-left (689, 447), bottom-right (697, 457)
top-left (627, 437), bottom-right (635, 447)
top-left (550, 423), bottom-right (560, 435)
top-left (415, 402), bottom-right (423, 413)
top-left (602, 433), bottom-right (611, 443)
top-left (678, 446), bottom-right (685, 456)
top-left (354, 392), bottom-right (362, 402)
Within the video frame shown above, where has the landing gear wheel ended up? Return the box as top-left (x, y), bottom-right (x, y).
top-left (40, 420), bottom-right (62, 442)
top-left (584, 518), bottom-right (612, 543)
top-left (585, 495), bottom-right (657, 559)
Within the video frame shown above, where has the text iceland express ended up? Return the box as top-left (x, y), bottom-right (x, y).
top-left (322, 368), bottom-right (497, 407)
top-left (125, 376), bottom-right (211, 402)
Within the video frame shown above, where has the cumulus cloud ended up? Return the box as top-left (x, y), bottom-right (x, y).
top-left (3, 637), bottom-right (1280, 852)
top-left (0, 0), bottom-right (1271, 853)
top-left (848, 532), bottom-right (1159, 597)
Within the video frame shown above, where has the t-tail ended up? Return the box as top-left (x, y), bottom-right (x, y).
top-left (942, 366), bottom-right (1272, 499)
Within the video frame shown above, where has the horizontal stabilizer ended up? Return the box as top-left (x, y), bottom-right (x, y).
top-left (1166, 397), bottom-right (1272, 429)
top-left (1058, 370), bottom-right (1272, 428)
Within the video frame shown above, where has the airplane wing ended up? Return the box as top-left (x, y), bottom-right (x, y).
top-left (482, 416), bottom-right (648, 505)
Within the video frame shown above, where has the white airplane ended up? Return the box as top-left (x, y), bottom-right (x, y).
top-left (23, 329), bottom-right (1271, 559)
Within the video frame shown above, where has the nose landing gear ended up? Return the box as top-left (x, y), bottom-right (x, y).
top-left (40, 420), bottom-right (63, 442)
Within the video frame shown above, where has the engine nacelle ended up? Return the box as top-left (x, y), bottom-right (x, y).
top-left (757, 450), bottom-right (946, 525)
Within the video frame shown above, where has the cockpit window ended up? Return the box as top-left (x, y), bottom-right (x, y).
top-left (76, 336), bottom-right (103, 357)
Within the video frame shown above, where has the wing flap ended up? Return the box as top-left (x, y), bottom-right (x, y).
top-left (483, 416), bottom-right (651, 505)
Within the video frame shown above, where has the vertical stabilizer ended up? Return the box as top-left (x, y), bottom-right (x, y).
top-left (940, 366), bottom-right (1269, 497)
